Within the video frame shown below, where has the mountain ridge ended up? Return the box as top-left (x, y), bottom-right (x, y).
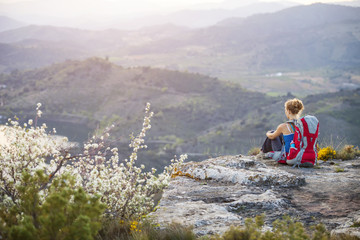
top-left (0, 1), bottom-right (297, 30)
top-left (0, 58), bottom-right (359, 169)
top-left (0, 3), bottom-right (359, 94)
top-left (0, 15), bottom-right (26, 32)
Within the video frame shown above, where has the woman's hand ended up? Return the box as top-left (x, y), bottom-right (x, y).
top-left (266, 124), bottom-right (283, 139)
top-left (266, 131), bottom-right (273, 138)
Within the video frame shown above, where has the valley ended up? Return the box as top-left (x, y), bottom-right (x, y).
top-left (0, 4), bottom-right (359, 95)
top-left (0, 58), bottom-right (359, 170)
top-left (0, 3), bottom-right (359, 170)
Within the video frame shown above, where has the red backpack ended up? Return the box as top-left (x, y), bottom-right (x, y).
top-left (286, 116), bottom-right (320, 167)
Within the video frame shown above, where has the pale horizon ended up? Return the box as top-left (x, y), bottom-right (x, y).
top-left (0, 0), bottom-right (358, 30)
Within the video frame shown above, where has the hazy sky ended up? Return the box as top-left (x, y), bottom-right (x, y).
top-left (0, 0), bottom-right (354, 11)
top-left (0, 0), bottom-right (354, 4)
top-left (0, 0), bottom-right (356, 27)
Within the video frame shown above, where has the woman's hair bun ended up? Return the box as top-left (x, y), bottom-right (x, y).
top-left (285, 98), bottom-right (304, 115)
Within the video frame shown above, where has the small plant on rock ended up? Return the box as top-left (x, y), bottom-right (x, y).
top-left (220, 215), bottom-right (264, 240)
top-left (318, 146), bottom-right (337, 161)
top-left (209, 215), bottom-right (331, 240)
top-left (97, 218), bottom-right (196, 240)
top-left (248, 147), bottom-right (261, 156)
top-left (336, 145), bottom-right (359, 160)
top-left (334, 167), bottom-right (344, 173)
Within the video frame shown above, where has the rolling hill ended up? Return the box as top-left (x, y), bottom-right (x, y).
top-left (0, 41), bottom-right (87, 72)
top-left (1, 4), bottom-right (359, 69)
top-left (105, 1), bottom-right (297, 29)
top-left (0, 0), bottom-right (296, 29)
top-left (0, 58), bottom-right (359, 169)
top-left (111, 3), bottom-right (360, 94)
top-left (0, 4), bottom-right (359, 95)
top-left (118, 3), bottom-right (360, 71)
top-left (0, 25), bottom-right (127, 47)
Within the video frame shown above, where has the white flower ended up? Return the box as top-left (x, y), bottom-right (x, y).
top-left (0, 103), bottom-right (186, 220)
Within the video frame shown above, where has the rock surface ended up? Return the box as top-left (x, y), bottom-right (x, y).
top-left (150, 155), bottom-right (360, 237)
top-left (331, 210), bottom-right (360, 239)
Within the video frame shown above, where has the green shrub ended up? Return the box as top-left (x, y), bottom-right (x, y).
top-left (218, 215), bottom-right (309, 240)
top-left (311, 224), bottom-right (330, 240)
top-left (96, 218), bottom-right (132, 240)
top-left (271, 215), bottom-right (309, 240)
top-left (0, 171), bottom-right (105, 240)
top-left (134, 222), bottom-right (196, 240)
top-left (334, 167), bottom-right (345, 173)
top-left (94, 215), bottom-right (360, 240)
top-left (1, 103), bottom-right (186, 221)
top-left (97, 218), bottom-right (196, 240)
top-left (350, 221), bottom-right (360, 228)
top-left (220, 215), bottom-right (264, 240)
top-left (208, 215), bottom-right (332, 240)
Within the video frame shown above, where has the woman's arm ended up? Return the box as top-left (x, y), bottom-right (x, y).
top-left (266, 124), bottom-right (284, 139)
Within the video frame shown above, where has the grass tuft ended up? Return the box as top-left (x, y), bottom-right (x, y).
top-left (248, 147), bottom-right (261, 156)
top-left (334, 167), bottom-right (344, 173)
top-left (336, 145), bottom-right (360, 160)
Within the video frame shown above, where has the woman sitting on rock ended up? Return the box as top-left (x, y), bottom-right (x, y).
top-left (258, 98), bottom-right (304, 160)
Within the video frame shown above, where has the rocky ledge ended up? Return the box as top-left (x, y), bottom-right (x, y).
top-left (150, 155), bottom-right (360, 238)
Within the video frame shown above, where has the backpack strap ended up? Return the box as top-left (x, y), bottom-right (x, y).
top-left (289, 123), bottom-right (295, 133)
top-left (286, 120), bottom-right (297, 134)
top-left (289, 118), bottom-right (304, 168)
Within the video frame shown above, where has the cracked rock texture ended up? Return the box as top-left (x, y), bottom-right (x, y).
top-left (150, 155), bottom-right (360, 237)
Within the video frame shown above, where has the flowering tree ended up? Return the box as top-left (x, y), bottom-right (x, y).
top-left (0, 103), bottom-right (186, 220)
top-left (0, 103), bottom-right (68, 207)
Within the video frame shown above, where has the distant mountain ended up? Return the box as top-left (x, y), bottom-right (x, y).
top-left (0, 0), bottom-right (357, 30)
top-left (0, 16), bottom-right (26, 32)
top-left (113, 3), bottom-right (360, 88)
top-left (0, 23), bottom-right (189, 47)
top-left (105, 2), bottom-right (298, 29)
top-left (0, 4), bottom-right (359, 95)
top-left (0, 23), bottom-right (191, 71)
top-left (0, 41), bottom-right (87, 72)
top-left (335, 0), bottom-right (360, 7)
top-left (0, 25), bottom-right (126, 47)
top-left (198, 3), bottom-right (360, 68)
top-left (144, 3), bottom-right (360, 55)
top-left (215, 3), bottom-right (360, 30)
top-left (0, 0), bottom-right (297, 30)
top-left (0, 58), bottom-right (359, 169)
